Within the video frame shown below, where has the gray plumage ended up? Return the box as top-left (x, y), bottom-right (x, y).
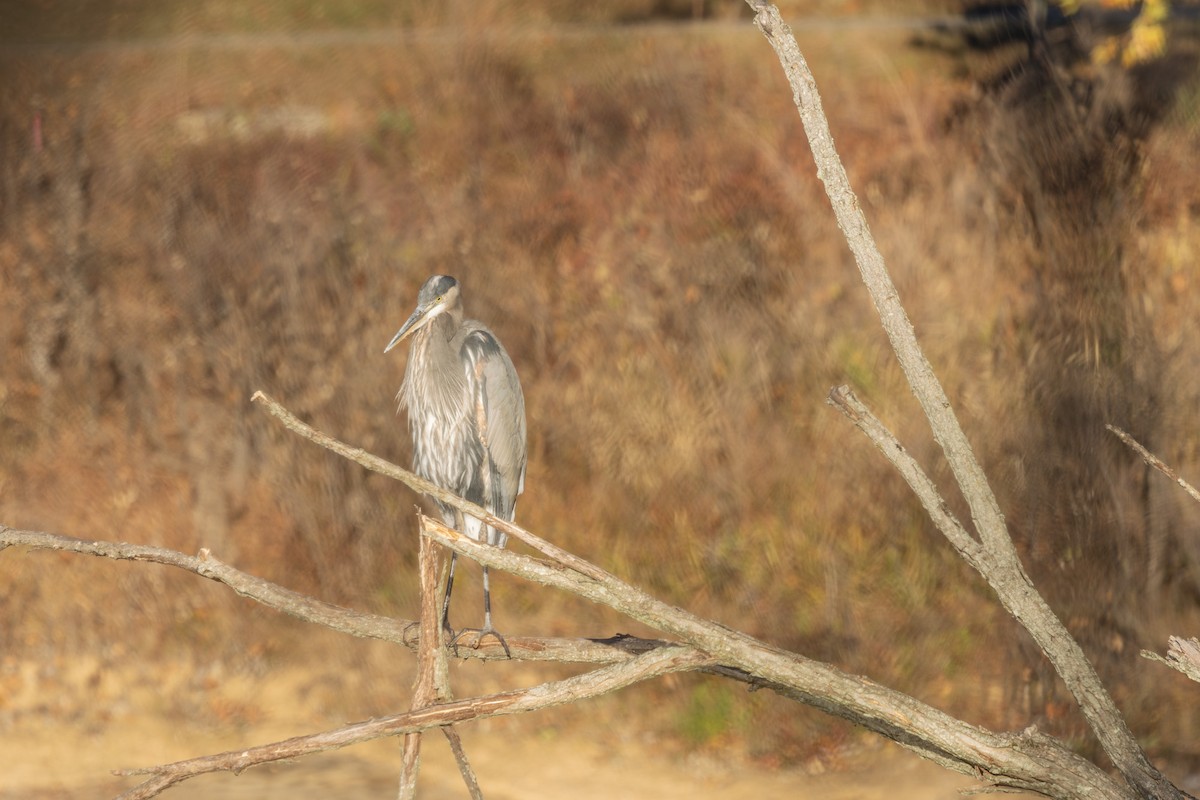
top-left (385, 275), bottom-right (526, 653)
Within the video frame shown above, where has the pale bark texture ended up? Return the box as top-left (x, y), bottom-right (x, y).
top-left (745, 3), bottom-right (1186, 797)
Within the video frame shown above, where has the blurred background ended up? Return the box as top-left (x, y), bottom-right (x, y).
top-left (2, 0), bottom-right (1200, 796)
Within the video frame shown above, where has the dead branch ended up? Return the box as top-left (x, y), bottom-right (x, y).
top-left (747, 3), bottom-right (1183, 797)
top-left (114, 646), bottom-right (710, 800)
top-left (398, 529), bottom-right (453, 799)
top-left (419, 515), bottom-right (1123, 799)
top-left (247, 388), bottom-right (1130, 797)
top-left (0, 524), bottom-right (798, 696)
top-left (0, 525), bottom-right (647, 666)
top-left (442, 727), bottom-right (484, 800)
top-left (250, 389), bottom-right (1114, 794)
top-left (250, 390), bottom-right (607, 582)
top-left (0, 526), bottom-right (413, 643)
top-left (1107, 424), bottom-right (1200, 506)
top-left (826, 385), bottom-right (985, 572)
top-left (1104, 428), bottom-right (1200, 687)
top-left (0, 430), bottom-right (1134, 800)
top-left (1142, 637), bottom-right (1200, 685)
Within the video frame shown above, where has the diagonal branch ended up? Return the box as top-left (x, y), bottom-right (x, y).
top-left (0, 525), bottom-right (656, 666)
top-left (0, 526), bottom-right (414, 643)
top-left (441, 727), bottom-right (484, 800)
top-left (1104, 428), bottom-right (1200, 686)
top-left (746, 4), bottom-right (1182, 797)
top-left (747, 2), bottom-right (1012, 559)
top-left (1107, 424), bottom-right (1200, 506)
top-left (826, 385), bottom-right (985, 572)
top-left (246, 389), bottom-right (1126, 797)
top-left (419, 515), bottom-right (1123, 799)
top-left (115, 646), bottom-right (710, 800)
top-left (250, 390), bottom-right (608, 582)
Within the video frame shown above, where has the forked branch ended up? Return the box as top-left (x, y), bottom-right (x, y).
top-left (0, 405), bottom-right (1130, 800)
top-left (248, 392), bottom-right (1128, 798)
top-left (747, 3), bottom-right (1184, 797)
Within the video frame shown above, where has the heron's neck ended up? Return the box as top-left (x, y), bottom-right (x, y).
top-left (419, 311), bottom-right (459, 349)
top-left (404, 311), bottom-right (467, 411)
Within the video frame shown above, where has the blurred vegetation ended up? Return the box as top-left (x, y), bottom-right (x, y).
top-left (1, 0), bottom-right (1199, 766)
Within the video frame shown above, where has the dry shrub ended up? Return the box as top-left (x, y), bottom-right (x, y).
top-left (2, 8), bottom-right (1199, 761)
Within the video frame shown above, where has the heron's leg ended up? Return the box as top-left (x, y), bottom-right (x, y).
top-left (449, 564), bottom-right (511, 658)
top-left (482, 565), bottom-right (495, 631)
top-left (477, 565), bottom-right (512, 658)
top-left (441, 552), bottom-right (458, 638)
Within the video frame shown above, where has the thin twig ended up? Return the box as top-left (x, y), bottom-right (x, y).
top-left (442, 728), bottom-right (484, 800)
top-left (826, 386), bottom-right (985, 572)
top-left (1106, 424), bottom-right (1200, 505)
top-left (114, 647), bottom-right (709, 800)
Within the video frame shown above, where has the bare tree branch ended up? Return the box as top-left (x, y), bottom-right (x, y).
top-left (1142, 637), bottom-right (1200, 685)
top-left (0, 418), bottom-right (1135, 800)
top-left (747, 4), bottom-right (1183, 797)
top-left (250, 390), bottom-right (608, 582)
top-left (442, 727), bottom-right (484, 800)
top-left (0, 525), bottom-right (649, 666)
top-left (1107, 424), bottom-right (1200, 506)
top-left (419, 515), bottom-right (1124, 799)
top-left (1101, 428), bottom-right (1200, 687)
top-left (398, 530), bottom-right (453, 799)
top-left (246, 385), bottom-right (1147, 797)
top-left (114, 646), bottom-right (710, 800)
top-left (0, 524), bottom-right (829, 698)
top-left (827, 385), bottom-right (985, 571)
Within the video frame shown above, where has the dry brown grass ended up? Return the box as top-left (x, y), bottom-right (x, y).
top-left (2, 4), bottom-right (1199, 765)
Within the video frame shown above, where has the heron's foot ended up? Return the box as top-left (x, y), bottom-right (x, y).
top-left (450, 626), bottom-right (512, 659)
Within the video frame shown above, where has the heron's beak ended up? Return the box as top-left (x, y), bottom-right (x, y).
top-left (384, 304), bottom-right (432, 353)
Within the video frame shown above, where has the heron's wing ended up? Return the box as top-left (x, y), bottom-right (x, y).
top-left (461, 325), bottom-right (527, 521)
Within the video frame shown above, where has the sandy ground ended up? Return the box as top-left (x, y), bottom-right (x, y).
top-left (3, 652), bottom-right (1198, 799)
top-left (0, 654), bottom-right (1046, 800)
top-left (2, 718), bottom-right (1037, 800)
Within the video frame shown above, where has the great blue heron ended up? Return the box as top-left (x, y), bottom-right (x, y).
top-left (385, 274), bottom-right (527, 655)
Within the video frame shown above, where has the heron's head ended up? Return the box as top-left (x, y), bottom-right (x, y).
top-left (384, 275), bottom-right (461, 353)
